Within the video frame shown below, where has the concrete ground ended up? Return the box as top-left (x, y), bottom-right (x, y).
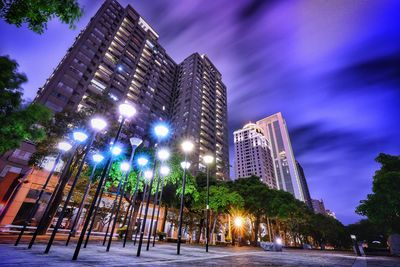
top-left (0, 237), bottom-right (399, 267)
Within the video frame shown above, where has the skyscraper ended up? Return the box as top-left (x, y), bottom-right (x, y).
top-left (296, 161), bottom-right (313, 209)
top-left (257, 112), bottom-right (304, 201)
top-left (172, 53), bottom-right (229, 180)
top-left (233, 123), bottom-right (276, 188)
top-left (33, 0), bottom-right (229, 179)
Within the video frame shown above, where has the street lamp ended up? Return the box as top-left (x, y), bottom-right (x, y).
top-left (83, 143), bottom-right (123, 249)
top-left (144, 170), bottom-right (153, 180)
top-left (66, 153), bottom-right (104, 246)
top-left (177, 140), bottom-right (194, 255)
top-left (203, 154), bottom-right (214, 252)
top-left (28, 135), bottom-right (86, 249)
top-left (152, 165), bottom-right (170, 247)
top-left (233, 216), bottom-right (244, 246)
top-left (154, 123), bottom-right (170, 140)
top-left (180, 161), bottom-right (191, 169)
top-left (90, 118), bottom-right (108, 131)
top-left (118, 103), bottom-right (136, 118)
top-left (157, 148), bottom-right (170, 162)
top-left (137, 122), bottom-right (170, 256)
top-left (106, 138), bottom-right (142, 251)
top-left (45, 124), bottom-right (105, 253)
top-left (133, 168), bottom-right (152, 246)
top-left (111, 145), bottom-right (122, 156)
top-left (138, 157), bottom-right (149, 167)
top-left (234, 217), bottom-right (243, 228)
top-left (122, 153), bottom-right (147, 248)
top-left (73, 105), bottom-right (134, 260)
top-left (146, 148), bottom-right (170, 250)
top-left (15, 140), bottom-right (73, 246)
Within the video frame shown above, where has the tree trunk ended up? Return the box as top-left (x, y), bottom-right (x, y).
top-left (253, 215), bottom-right (260, 246)
top-left (267, 217), bottom-right (272, 242)
top-left (211, 213), bottom-right (218, 245)
top-left (126, 201), bottom-right (141, 239)
top-left (161, 206), bottom-right (168, 232)
top-left (196, 217), bottom-right (204, 244)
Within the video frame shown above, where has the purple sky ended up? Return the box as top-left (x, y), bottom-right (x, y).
top-left (1, 0), bottom-right (399, 224)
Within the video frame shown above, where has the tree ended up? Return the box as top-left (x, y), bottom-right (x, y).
top-left (0, 0), bottom-right (83, 34)
top-left (0, 55), bottom-right (52, 154)
top-left (356, 153), bottom-right (400, 234)
top-left (347, 219), bottom-right (386, 247)
top-left (227, 176), bottom-right (272, 245)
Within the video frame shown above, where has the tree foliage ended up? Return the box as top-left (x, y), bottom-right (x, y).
top-left (0, 0), bottom-right (83, 34)
top-left (0, 55), bottom-right (52, 154)
top-left (356, 153), bottom-right (400, 234)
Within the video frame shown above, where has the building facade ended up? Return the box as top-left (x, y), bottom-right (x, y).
top-left (33, 0), bottom-right (229, 179)
top-left (172, 53), bottom-right (229, 179)
top-left (257, 112), bottom-right (304, 201)
top-left (35, 0), bottom-right (176, 144)
top-left (233, 123), bottom-right (276, 188)
top-left (296, 161), bottom-right (313, 209)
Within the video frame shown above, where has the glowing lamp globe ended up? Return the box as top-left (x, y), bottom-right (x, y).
top-left (92, 154), bottom-right (104, 163)
top-left (154, 124), bottom-right (169, 139)
top-left (144, 170), bottom-right (153, 180)
top-left (90, 118), bottom-right (107, 131)
top-left (119, 103), bottom-right (136, 118)
top-left (160, 165), bottom-right (170, 176)
top-left (203, 155), bottom-right (214, 165)
top-left (57, 141), bottom-right (72, 152)
top-left (120, 161), bottom-right (130, 172)
top-left (180, 161), bottom-right (191, 170)
top-left (157, 148), bottom-right (170, 161)
top-left (111, 146), bottom-right (122, 156)
top-left (181, 140), bottom-right (194, 153)
top-left (73, 131), bottom-right (88, 143)
top-left (234, 217), bottom-right (243, 228)
top-left (137, 157), bottom-right (148, 167)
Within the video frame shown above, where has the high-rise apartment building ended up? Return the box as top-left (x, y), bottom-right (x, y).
top-left (257, 112), bottom-right (304, 201)
top-left (296, 161), bottom-right (313, 209)
top-left (35, 0), bottom-right (176, 143)
top-left (172, 54), bottom-right (229, 179)
top-left (233, 123), bottom-right (276, 188)
top-left (33, 0), bottom-right (229, 179)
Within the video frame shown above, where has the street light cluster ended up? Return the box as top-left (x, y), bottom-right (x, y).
top-left (15, 101), bottom-right (217, 260)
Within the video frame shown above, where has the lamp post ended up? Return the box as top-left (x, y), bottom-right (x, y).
top-left (14, 141), bottom-right (73, 246)
top-left (106, 137), bottom-right (142, 251)
top-left (177, 140), bottom-right (194, 255)
top-left (103, 161), bottom-right (130, 251)
top-left (65, 153), bottom-right (104, 246)
top-left (136, 123), bottom-right (169, 257)
top-left (28, 136), bottom-right (88, 249)
top-left (152, 165), bottom-right (170, 247)
top-left (123, 155), bottom-right (148, 247)
top-left (45, 122), bottom-right (107, 253)
top-left (133, 169), bottom-right (152, 246)
top-left (101, 146), bottom-right (125, 246)
top-left (203, 154), bottom-right (214, 252)
top-left (73, 103), bottom-right (136, 260)
top-left (83, 145), bottom-right (122, 249)
top-left (146, 148), bottom-right (170, 250)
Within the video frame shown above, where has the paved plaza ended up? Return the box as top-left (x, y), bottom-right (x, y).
top-left (0, 238), bottom-right (399, 267)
